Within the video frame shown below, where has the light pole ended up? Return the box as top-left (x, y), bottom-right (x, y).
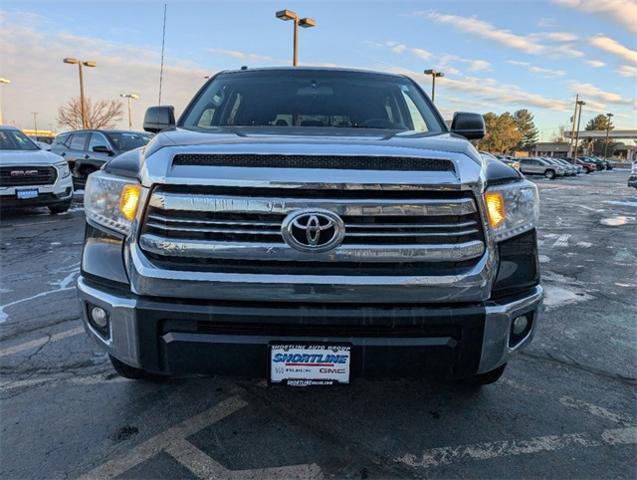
top-left (573, 99), bottom-right (585, 157)
top-left (32, 112), bottom-right (39, 136)
top-left (0, 77), bottom-right (10, 125)
top-left (63, 58), bottom-right (96, 129)
top-left (604, 112), bottom-right (614, 160)
top-left (568, 94), bottom-right (579, 158)
top-left (424, 69), bottom-right (444, 103)
top-left (120, 93), bottom-right (139, 130)
top-left (276, 9), bottom-right (316, 66)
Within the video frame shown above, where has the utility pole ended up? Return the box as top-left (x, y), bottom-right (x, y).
top-left (120, 93), bottom-right (139, 130)
top-left (573, 99), bottom-right (585, 158)
top-left (424, 69), bottom-right (444, 103)
top-left (32, 112), bottom-right (38, 136)
top-left (0, 77), bottom-right (10, 125)
top-left (276, 9), bottom-right (316, 66)
top-left (604, 112), bottom-right (614, 160)
top-left (569, 94), bottom-right (579, 158)
top-left (63, 58), bottom-right (96, 129)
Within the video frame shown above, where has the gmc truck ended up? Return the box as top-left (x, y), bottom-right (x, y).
top-left (78, 67), bottom-right (542, 387)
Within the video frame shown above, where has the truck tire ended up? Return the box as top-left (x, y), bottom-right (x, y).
top-left (463, 363), bottom-right (507, 386)
top-left (544, 170), bottom-right (555, 179)
top-left (109, 355), bottom-right (168, 381)
top-left (48, 199), bottom-right (72, 215)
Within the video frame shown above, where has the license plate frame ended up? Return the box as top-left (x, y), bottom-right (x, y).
top-left (16, 189), bottom-right (39, 200)
top-left (269, 343), bottom-right (351, 386)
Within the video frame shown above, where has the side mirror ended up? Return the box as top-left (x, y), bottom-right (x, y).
top-left (143, 106), bottom-right (176, 133)
top-left (92, 145), bottom-right (113, 155)
top-left (450, 112), bottom-right (485, 140)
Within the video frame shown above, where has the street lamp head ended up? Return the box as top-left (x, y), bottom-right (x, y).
top-left (82, 60), bottom-right (97, 68)
top-left (120, 93), bottom-right (139, 100)
top-left (606, 112), bottom-right (614, 118)
top-left (0, 78), bottom-right (10, 85)
top-left (424, 69), bottom-right (435, 75)
top-left (276, 9), bottom-right (297, 21)
top-left (577, 100), bottom-right (586, 106)
top-left (63, 57), bottom-right (79, 64)
top-left (436, 72), bottom-right (445, 78)
top-left (299, 17), bottom-right (316, 28)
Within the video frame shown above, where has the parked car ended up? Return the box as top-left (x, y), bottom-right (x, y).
top-left (579, 156), bottom-right (604, 171)
top-left (628, 161), bottom-right (637, 189)
top-left (78, 67), bottom-right (542, 386)
top-left (573, 157), bottom-right (596, 173)
top-left (51, 129), bottom-right (152, 188)
top-left (593, 156), bottom-right (612, 170)
top-left (544, 157), bottom-right (576, 176)
top-left (0, 126), bottom-right (73, 214)
top-left (519, 157), bottom-right (564, 179)
top-left (488, 153), bottom-right (519, 169)
top-left (557, 158), bottom-right (583, 174)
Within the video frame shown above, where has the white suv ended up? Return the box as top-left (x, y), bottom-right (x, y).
top-left (0, 126), bottom-right (73, 214)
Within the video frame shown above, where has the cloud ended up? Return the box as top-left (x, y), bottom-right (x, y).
top-left (0, 12), bottom-right (212, 130)
top-left (568, 82), bottom-right (634, 105)
top-left (537, 17), bottom-right (558, 28)
top-left (422, 12), bottom-right (583, 58)
top-left (208, 48), bottom-right (272, 62)
top-left (424, 12), bottom-right (544, 54)
top-left (411, 47), bottom-right (432, 60)
top-left (388, 66), bottom-right (571, 112)
top-left (617, 64), bottom-right (637, 77)
top-left (552, 0), bottom-right (637, 33)
top-left (435, 54), bottom-right (491, 73)
top-left (589, 35), bottom-right (637, 64)
top-left (585, 59), bottom-right (606, 67)
top-left (507, 60), bottom-right (565, 77)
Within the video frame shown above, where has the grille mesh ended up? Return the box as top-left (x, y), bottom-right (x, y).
top-left (172, 154), bottom-right (454, 172)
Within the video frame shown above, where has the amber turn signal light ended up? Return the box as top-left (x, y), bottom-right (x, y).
top-left (484, 191), bottom-right (505, 228)
top-left (119, 184), bottom-right (141, 221)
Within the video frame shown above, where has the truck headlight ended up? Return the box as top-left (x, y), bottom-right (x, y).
top-left (55, 161), bottom-right (71, 178)
top-left (484, 180), bottom-right (539, 242)
top-left (85, 171), bottom-right (141, 235)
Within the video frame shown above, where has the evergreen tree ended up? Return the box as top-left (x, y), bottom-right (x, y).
top-left (513, 109), bottom-right (539, 151)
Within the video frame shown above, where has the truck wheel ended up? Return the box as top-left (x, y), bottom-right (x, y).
top-left (463, 363), bottom-right (507, 386)
top-left (48, 199), bottom-right (72, 215)
top-left (544, 170), bottom-right (555, 179)
top-left (109, 355), bottom-right (168, 381)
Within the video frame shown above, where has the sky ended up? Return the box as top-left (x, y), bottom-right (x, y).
top-left (0, 0), bottom-right (636, 141)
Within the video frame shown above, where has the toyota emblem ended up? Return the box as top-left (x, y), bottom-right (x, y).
top-left (281, 209), bottom-right (345, 252)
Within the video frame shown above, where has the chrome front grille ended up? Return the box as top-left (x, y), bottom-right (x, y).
top-left (139, 186), bottom-right (486, 273)
top-left (0, 166), bottom-right (57, 187)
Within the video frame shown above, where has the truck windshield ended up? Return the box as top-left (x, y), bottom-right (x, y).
top-left (0, 129), bottom-right (40, 151)
top-left (181, 70), bottom-right (444, 134)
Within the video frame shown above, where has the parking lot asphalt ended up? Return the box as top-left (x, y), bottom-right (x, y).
top-left (1, 170), bottom-right (636, 479)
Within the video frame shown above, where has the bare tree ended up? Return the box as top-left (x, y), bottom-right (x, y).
top-left (57, 97), bottom-right (124, 130)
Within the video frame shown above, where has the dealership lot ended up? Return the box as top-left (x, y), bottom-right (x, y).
top-left (1, 171), bottom-right (635, 479)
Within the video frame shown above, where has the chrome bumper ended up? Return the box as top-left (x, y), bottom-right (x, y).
top-left (78, 275), bottom-right (542, 375)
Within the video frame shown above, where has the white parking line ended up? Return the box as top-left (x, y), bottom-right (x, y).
top-left (0, 325), bottom-right (83, 358)
top-left (165, 437), bottom-right (322, 479)
top-left (397, 427), bottom-right (636, 468)
top-left (552, 234), bottom-right (571, 247)
top-left (559, 396), bottom-right (634, 426)
top-left (79, 396), bottom-right (248, 479)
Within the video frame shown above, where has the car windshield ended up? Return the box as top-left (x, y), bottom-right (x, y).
top-left (0, 129), bottom-right (40, 151)
top-left (106, 132), bottom-right (152, 151)
top-left (181, 70), bottom-right (444, 134)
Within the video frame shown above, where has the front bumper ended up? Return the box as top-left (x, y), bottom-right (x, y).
top-left (78, 276), bottom-right (543, 379)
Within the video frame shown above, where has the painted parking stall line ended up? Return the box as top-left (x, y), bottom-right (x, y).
top-left (0, 325), bottom-right (84, 358)
top-left (397, 427), bottom-right (637, 469)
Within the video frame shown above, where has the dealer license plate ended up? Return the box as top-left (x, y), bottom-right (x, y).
top-left (16, 189), bottom-right (39, 200)
top-left (270, 344), bottom-right (351, 386)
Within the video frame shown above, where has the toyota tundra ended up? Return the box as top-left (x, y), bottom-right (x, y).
top-left (78, 67), bottom-right (542, 386)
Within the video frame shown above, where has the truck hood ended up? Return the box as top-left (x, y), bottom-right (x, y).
top-left (0, 149), bottom-right (64, 166)
top-left (137, 127), bottom-right (486, 189)
top-left (147, 127), bottom-right (482, 163)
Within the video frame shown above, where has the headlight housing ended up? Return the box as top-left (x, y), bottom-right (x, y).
top-left (85, 171), bottom-right (141, 235)
top-left (484, 180), bottom-right (539, 242)
top-left (55, 161), bottom-right (71, 178)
